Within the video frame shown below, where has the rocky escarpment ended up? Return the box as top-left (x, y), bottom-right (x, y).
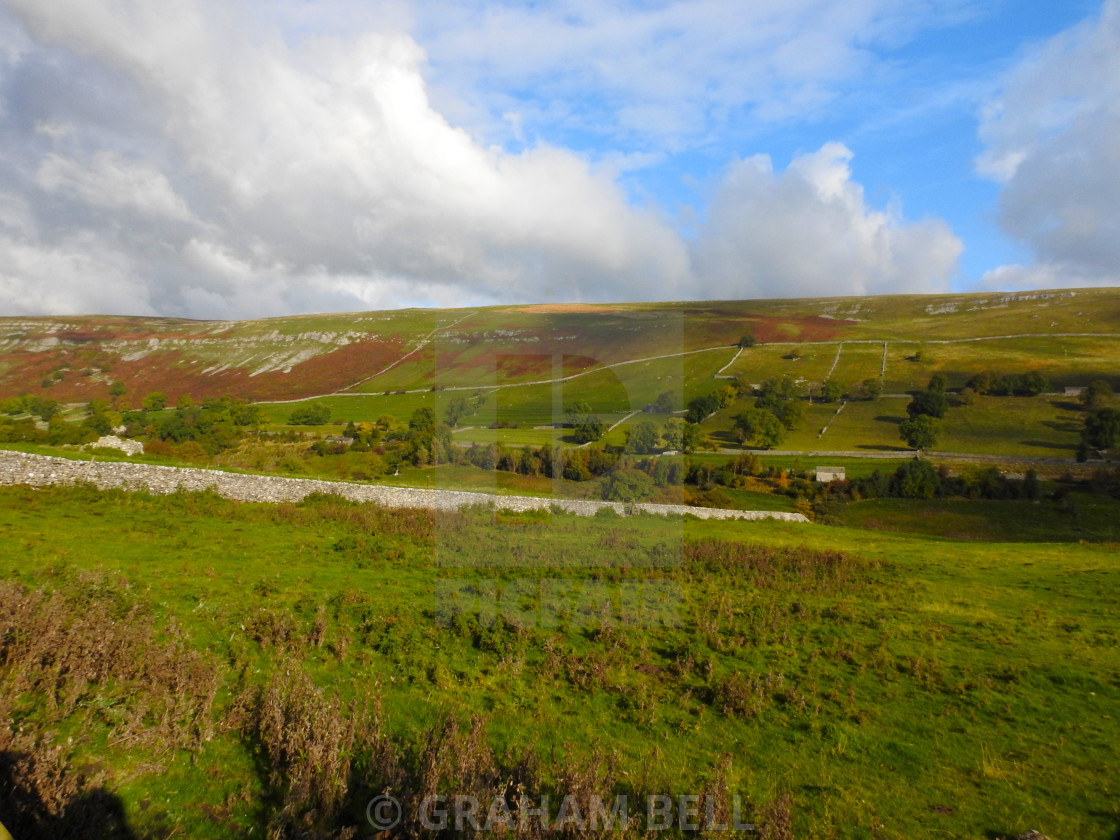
top-left (0, 450), bottom-right (809, 523)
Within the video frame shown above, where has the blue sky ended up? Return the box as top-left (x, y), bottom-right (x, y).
top-left (0, 0), bottom-right (1118, 318)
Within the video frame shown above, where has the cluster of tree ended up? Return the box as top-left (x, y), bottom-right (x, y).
top-left (288, 401), bottom-right (332, 425)
top-left (899, 375), bottom-right (950, 450)
top-left (729, 376), bottom-right (808, 449)
top-left (395, 407), bottom-right (452, 467)
top-left (0, 415), bottom-right (99, 446)
top-left (643, 390), bottom-right (677, 414)
top-left (0, 395), bottom-right (122, 445)
top-left (0, 394), bottom-right (62, 422)
top-left (964, 371), bottom-right (1049, 397)
top-left (443, 392), bottom-right (488, 428)
top-left (565, 402), bottom-right (606, 444)
top-left (829, 461), bottom-right (1043, 502)
top-left (125, 396), bottom-right (262, 454)
top-left (1079, 407), bottom-right (1120, 460)
top-left (1073, 380), bottom-right (1117, 461)
top-left (684, 386), bottom-right (736, 423)
top-left (683, 453), bottom-right (765, 490)
top-left (1080, 379), bottom-right (1114, 410)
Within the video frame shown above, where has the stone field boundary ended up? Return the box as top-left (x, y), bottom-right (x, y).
top-left (0, 450), bottom-right (809, 523)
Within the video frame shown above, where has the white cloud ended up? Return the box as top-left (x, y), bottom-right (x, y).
top-left (0, 0), bottom-right (964, 319)
top-left (37, 152), bottom-right (195, 221)
top-left (412, 0), bottom-right (970, 148)
top-left (0, 231), bottom-right (155, 316)
top-left (692, 143), bottom-right (962, 299)
top-left (0, 0), bottom-right (690, 317)
top-left (977, 0), bottom-right (1120, 289)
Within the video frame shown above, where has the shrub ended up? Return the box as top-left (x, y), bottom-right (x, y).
top-left (287, 401), bottom-right (331, 425)
top-left (605, 468), bottom-right (655, 502)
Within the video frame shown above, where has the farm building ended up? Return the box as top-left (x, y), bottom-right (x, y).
top-left (1064, 386), bottom-right (1086, 397)
top-left (815, 467), bottom-right (845, 482)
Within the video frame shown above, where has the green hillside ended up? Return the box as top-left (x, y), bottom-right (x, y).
top-left (4, 288), bottom-right (1119, 465)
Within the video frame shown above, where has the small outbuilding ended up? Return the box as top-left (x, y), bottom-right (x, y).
top-left (815, 466), bottom-right (845, 482)
top-left (1064, 386), bottom-right (1086, 397)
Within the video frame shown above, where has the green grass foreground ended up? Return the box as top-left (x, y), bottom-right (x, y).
top-left (0, 485), bottom-right (1117, 839)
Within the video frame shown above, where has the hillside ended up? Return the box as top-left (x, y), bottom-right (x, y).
top-left (2, 293), bottom-right (1119, 837)
top-left (4, 288), bottom-right (1118, 467)
top-left (3, 288), bottom-right (1119, 406)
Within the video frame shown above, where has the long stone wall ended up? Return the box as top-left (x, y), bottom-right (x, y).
top-left (0, 450), bottom-right (809, 523)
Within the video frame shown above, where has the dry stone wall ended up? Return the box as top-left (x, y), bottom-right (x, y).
top-left (0, 450), bottom-right (809, 523)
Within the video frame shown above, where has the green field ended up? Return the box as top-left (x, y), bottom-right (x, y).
top-left (5, 289), bottom-right (1120, 838)
top-left (0, 485), bottom-right (1116, 838)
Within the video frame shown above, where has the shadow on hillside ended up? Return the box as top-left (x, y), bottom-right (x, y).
top-left (1042, 418), bottom-right (1083, 433)
top-left (856, 444), bottom-right (910, 452)
top-left (874, 415), bottom-right (905, 425)
top-left (1052, 399), bottom-right (1085, 412)
top-left (0, 751), bottom-right (138, 840)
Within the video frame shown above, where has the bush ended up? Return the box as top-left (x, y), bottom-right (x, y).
top-left (906, 389), bottom-right (948, 419)
top-left (175, 441), bottom-right (210, 463)
top-left (288, 401), bottom-right (332, 426)
top-left (605, 468), bottom-right (655, 502)
top-left (899, 415), bottom-right (939, 450)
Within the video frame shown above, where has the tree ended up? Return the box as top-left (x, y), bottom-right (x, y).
top-left (928, 374), bottom-right (947, 394)
top-left (856, 378), bottom-right (882, 401)
top-left (738, 332), bottom-right (757, 348)
top-left (652, 391), bottom-right (676, 413)
top-left (993, 374), bottom-right (1023, 396)
top-left (1082, 407), bottom-right (1120, 454)
top-left (899, 415), bottom-right (940, 450)
top-left (176, 394), bottom-right (194, 409)
top-left (565, 401), bottom-right (605, 444)
top-left (409, 407), bottom-right (436, 433)
top-left (733, 408), bottom-right (784, 449)
top-left (715, 385), bottom-right (737, 408)
top-left (681, 422), bottom-right (706, 453)
top-left (907, 389), bottom-right (948, 419)
top-left (444, 395), bottom-right (472, 428)
top-left (819, 379), bottom-right (844, 403)
top-left (758, 376), bottom-right (800, 400)
top-left (966, 372), bottom-right (994, 394)
top-left (625, 420), bottom-right (660, 454)
top-left (142, 391), bottom-right (168, 412)
top-left (108, 380), bottom-right (127, 400)
top-left (25, 396), bottom-right (60, 422)
top-left (287, 401), bottom-right (332, 426)
top-left (778, 399), bottom-right (807, 431)
top-left (605, 469), bottom-right (654, 502)
top-left (661, 417), bottom-right (685, 451)
top-left (1082, 379), bottom-right (1114, 410)
top-left (895, 459), bottom-right (939, 499)
top-left (1021, 371), bottom-right (1048, 396)
top-left (685, 393), bottom-right (721, 424)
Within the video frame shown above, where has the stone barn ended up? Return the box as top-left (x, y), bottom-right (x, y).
top-left (815, 466), bottom-right (845, 482)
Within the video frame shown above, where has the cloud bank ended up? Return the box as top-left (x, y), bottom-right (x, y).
top-left (0, 0), bottom-right (962, 319)
top-left (977, 0), bottom-right (1120, 290)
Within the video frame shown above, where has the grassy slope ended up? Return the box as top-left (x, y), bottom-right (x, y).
top-left (0, 485), bottom-right (1116, 838)
top-left (5, 288), bottom-right (1120, 403)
